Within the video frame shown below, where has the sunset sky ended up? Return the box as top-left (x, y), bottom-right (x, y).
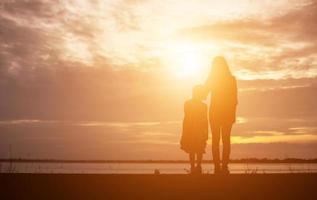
top-left (0, 0), bottom-right (317, 160)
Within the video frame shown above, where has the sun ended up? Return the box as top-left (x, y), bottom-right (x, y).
top-left (176, 52), bottom-right (203, 78)
top-left (163, 41), bottom-right (208, 80)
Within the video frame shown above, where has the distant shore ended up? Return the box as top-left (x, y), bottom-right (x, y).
top-left (1, 174), bottom-right (316, 200)
top-left (1, 158), bottom-right (317, 163)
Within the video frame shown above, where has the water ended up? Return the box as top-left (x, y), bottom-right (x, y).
top-left (1, 162), bottom-right (317, 174)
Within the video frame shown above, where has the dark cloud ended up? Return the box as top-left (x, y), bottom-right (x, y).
top-left (0, 0), bottom-right (59, 19)
top-left (0, 12), bottom-right (64, 81)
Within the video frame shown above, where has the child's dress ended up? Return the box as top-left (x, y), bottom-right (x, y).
top-left (180, 99), bottom-right (208, 154)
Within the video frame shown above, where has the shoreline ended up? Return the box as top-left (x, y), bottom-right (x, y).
top-left (1, 158), bottom-right (317, 164)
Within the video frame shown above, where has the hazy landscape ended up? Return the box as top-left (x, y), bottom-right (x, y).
top-left (1, 0), bottom-right (317, 199)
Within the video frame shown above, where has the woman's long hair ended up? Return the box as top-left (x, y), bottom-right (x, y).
top-left (209, 56), bottom-right (234, 90)
top-left (211, 56), bottom-right (232, 78)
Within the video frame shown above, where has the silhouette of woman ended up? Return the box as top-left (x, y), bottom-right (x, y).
top-left (204, 56), bottom-right (237, 174)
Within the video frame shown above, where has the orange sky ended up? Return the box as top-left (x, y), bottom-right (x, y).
top-left (0, 0), bottom-right (316, 159)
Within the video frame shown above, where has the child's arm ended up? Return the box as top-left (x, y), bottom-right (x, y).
top-left (181, 101), bottom-right (189, 145)
top-left (203, 72), bottom-right (212, 98)
top-left (203, 104), bottom-right (208, 140)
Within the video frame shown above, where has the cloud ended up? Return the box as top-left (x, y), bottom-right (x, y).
top-left (182, 1), bottom-right (317, 45)
top-left (0, 119), bottom-right (181, 159)
top-left (1, 0), bottom-right (59, 19)
top-left (180, 0), bottom-right (317, 76)
top-left (1, 118), bottom-right (316, 159)
top-left (0, 0), bottom-right (317, 159)
top-left (234, 117), bottom-right (317, 137)
top-left (232, 143), bottom-right (317, 159)
top-left (237, 81), bottom-right (317, 118)
top-left (0, 16), bottom-right (50, 73)
top-left (0, 1), bottom-right (184, 122)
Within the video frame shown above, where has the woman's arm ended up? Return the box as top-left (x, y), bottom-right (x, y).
top-left (203, 72), bottom-right (212, 98)
top-left (233, 77), bottom-right (238, 105)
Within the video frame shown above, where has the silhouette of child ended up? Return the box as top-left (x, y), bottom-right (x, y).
top-left (180, 85), bottom-right (208, 174)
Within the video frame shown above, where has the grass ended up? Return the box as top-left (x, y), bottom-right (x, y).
top-left (0, 161), bottom-right (316, 174)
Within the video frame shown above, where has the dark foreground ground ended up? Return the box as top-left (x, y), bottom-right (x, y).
top-left (1, 173), bottom-right (317, 200)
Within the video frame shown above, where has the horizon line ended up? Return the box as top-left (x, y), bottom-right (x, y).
top-left (1, 158), bottom-right (317, 164)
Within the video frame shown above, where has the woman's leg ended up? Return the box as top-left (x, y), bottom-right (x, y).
top-left (222, 124), bottom-right (232, 170)
top-left (211, 124), bottom-right (221, 172)
top-left (196, 153), bottom-right (203, 174)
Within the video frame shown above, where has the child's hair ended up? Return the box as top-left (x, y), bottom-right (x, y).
top-left (192, 85), bottom-right (205, 100)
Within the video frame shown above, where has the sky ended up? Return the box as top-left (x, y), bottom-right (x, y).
top-left (0, 0), bottom-right (317, 160)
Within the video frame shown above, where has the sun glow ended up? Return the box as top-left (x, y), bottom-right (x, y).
top-left (163, 42), bottom-right (211, 80)
top-left (176, 51), bottom-right (204, 78)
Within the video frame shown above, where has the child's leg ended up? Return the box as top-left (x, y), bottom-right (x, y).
top-left (196, 153), bottom-right (202, 167)
top-left (189, 153), bottom-right (195, 169)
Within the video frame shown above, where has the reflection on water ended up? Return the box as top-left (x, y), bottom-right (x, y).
top-left (1, 162), bottom-right (317, 174)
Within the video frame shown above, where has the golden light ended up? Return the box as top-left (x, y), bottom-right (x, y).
top-left (176, 51), bottom-right (204, 78)
top-left (162, 41), bottom-right (210, 80)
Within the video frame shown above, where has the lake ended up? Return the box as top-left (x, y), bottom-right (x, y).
top-left (1, 162), bottom-right (317, 174)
